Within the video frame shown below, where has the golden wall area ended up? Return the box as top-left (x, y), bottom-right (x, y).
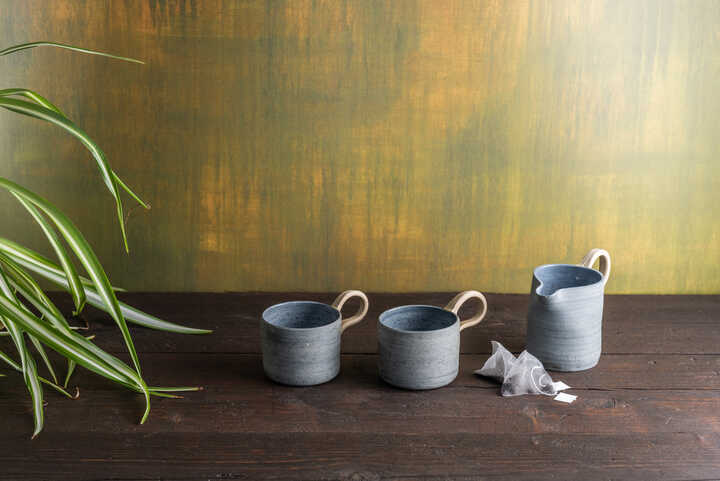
top-left (0, 1), bottom-right (718, 293)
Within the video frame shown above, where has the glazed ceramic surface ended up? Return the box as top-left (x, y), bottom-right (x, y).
top-left (378, 291), bottom-right (487, 390)
top-left (526, 248), bottom-right (611, 372)
top-left (261, 290), bottom-right (368, 386)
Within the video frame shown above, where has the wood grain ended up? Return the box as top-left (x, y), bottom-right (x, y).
top-left (2, 432), bottom-right (719, 481)
top-left (47, 292), bottom-right (720, 355)
top-left (1, 1), bottom-right (719, 293)
top-left (1, 293), bottom-right (720, 480)
top-left (2, 354), bottom-right (719, 435)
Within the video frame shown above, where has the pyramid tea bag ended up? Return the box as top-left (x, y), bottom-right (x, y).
top-left (475, 341), bottom-right (569, 398)
top-left (500, 351), bottom-right (556, 396)
top-left (475, 341), bottom-right (516, 382)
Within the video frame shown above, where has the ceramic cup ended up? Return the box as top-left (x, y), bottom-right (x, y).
top-left (378, 291), bottom-right (488, 390)
top-left (261, 290), bottom-right (369, 386)
top-left (526, 248), bottom-right (611, 372)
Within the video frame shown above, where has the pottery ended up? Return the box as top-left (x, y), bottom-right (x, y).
top-left (526, 248), bottom-right (611, 372)
top-left (378, 290), bottom-right (488, 390)
top-left (261, 290), bottom-right (369, 386)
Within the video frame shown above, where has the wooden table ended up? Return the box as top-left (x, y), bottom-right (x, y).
top-left (1, 293), bottom-right (719, 480)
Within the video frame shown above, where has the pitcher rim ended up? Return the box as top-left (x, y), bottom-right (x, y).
top-left (533, 263), bottom-right (605, 299)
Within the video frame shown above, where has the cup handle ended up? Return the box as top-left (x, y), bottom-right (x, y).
top-left (580, 248), bottom-right (611, 285)
top-left (444, 290), bottom-right (488, 332)
top-left (332, 290), bottom-right (369, 333)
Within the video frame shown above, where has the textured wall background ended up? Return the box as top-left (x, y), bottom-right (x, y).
top-left (0, 1), bottom-right (718, 293)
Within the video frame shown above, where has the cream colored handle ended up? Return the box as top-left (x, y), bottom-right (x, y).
top-left (580, 248), bottom-right (611, 285)
top-left (332, 290), bottom-right (369, 333)
top-left (444, 290), bottom-right (488, 332)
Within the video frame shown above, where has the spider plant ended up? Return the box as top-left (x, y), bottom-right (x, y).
top-left (0, 42), bottom-right (211, 438)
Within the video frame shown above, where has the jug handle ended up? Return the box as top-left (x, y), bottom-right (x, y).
top-left (332, 290), bottom-right (369, 333)
top-left (580, 248), bottom-right (611, 285)
top-left (445, 290), bottom-right (488, 332)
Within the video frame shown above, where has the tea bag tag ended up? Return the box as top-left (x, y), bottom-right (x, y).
top-left (553, 381), bottom-right (571, 391)
top-left (554, 392), bottom-right (577, 403)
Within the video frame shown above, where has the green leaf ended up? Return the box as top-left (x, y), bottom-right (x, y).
top-left (149, 386), bottom-right (202, 392)
top-left (0, 295), bottom-right (149, 396)
top-left (5, 279), bottom-right (135, 384)
top-left (0, 251), bottom-right (70, 330)
top-left (2, 267), bottom-right (204, 396)
top-left (0, 88), bottom-right (64, 115)
top-left (0, 40), bottom-right (204, 434)
top-left (13, 195), bottom-right (86, 314)
top-left (0, 239), bottom-right (212, 334)
top-left (0, 178), bottom-right (143, 377)
top-left (0, 237), bottom-right (124, 292)
top-left (0, 349), bottom-right (20, 370)
top-left (0, 255), bottom-right (76, 386)
top-left (1, 319), bottom-right (44, 437)
top-left (64, 360), bottom-right (76, 389)
top-left (0, 348), bottom-right (78, 400)
top-left (28, 335), bottom-right (57, 384)
top-left (0, 270), bottom-right (44, 437)
top-left (0, 88), bottom-right (150, 215)
top-left (108, 295), bottom-right (213, 335)
top-left (0, 97), bottom-right (148, 252)
top-left (113, 172), bottom-right (150, 210)
top-left (0, 264), bottom-right (146, 392)
top-left (0, 41), bottom-right (144, 64)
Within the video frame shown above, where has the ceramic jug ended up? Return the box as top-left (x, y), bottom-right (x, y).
top-left (526, 248), bottom-right (611, 372)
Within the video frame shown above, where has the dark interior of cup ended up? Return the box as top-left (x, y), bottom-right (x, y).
top-left (380, 306), bottom-right (457, 332)
top-left (535, 264), bottom-right (603, 296)
top-left (263, 301), bottom-right (339, 329)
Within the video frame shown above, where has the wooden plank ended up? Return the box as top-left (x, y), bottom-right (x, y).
top-left (2, 432), bottom-right (719, 481)
top-left (5, 351), bottom-right (718, 394)
top-left (2, 294), bottom-right (718, 480)
top-left (1, 354), bottom-right (718, 435)
top-left (47, 293), bottom-right (720, 355)
top-left (3, 383), bottom-right (718, 437)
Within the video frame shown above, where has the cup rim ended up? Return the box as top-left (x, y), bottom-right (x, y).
top-left (379, 304), bottom-right (459, 334)
top-left (262, 300), bottom-right (341, 331)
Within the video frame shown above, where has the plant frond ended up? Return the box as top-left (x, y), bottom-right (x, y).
top-left (0, 41), bottom-right (143, 64)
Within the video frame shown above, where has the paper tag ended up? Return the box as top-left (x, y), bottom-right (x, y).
top-left (553, 381), bottom-right (571, 392)
top-left (554, 392), bottom-right (577, 403)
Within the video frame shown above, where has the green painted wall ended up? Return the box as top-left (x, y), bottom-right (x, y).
top-left (1, 0), bottom-right (719, 293)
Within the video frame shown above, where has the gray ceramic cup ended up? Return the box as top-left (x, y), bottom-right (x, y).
top-left (378, 291), bottom-right (488, 390)
top-left (527, 248), bottom-right (611, 372)
top-left (261, 290), bottom-right (369, 386)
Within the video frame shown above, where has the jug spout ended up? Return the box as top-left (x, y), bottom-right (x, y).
top-left (532, 263), bottom-right (605, 301)
top-left (534, 282), bottom-right (564, 303)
